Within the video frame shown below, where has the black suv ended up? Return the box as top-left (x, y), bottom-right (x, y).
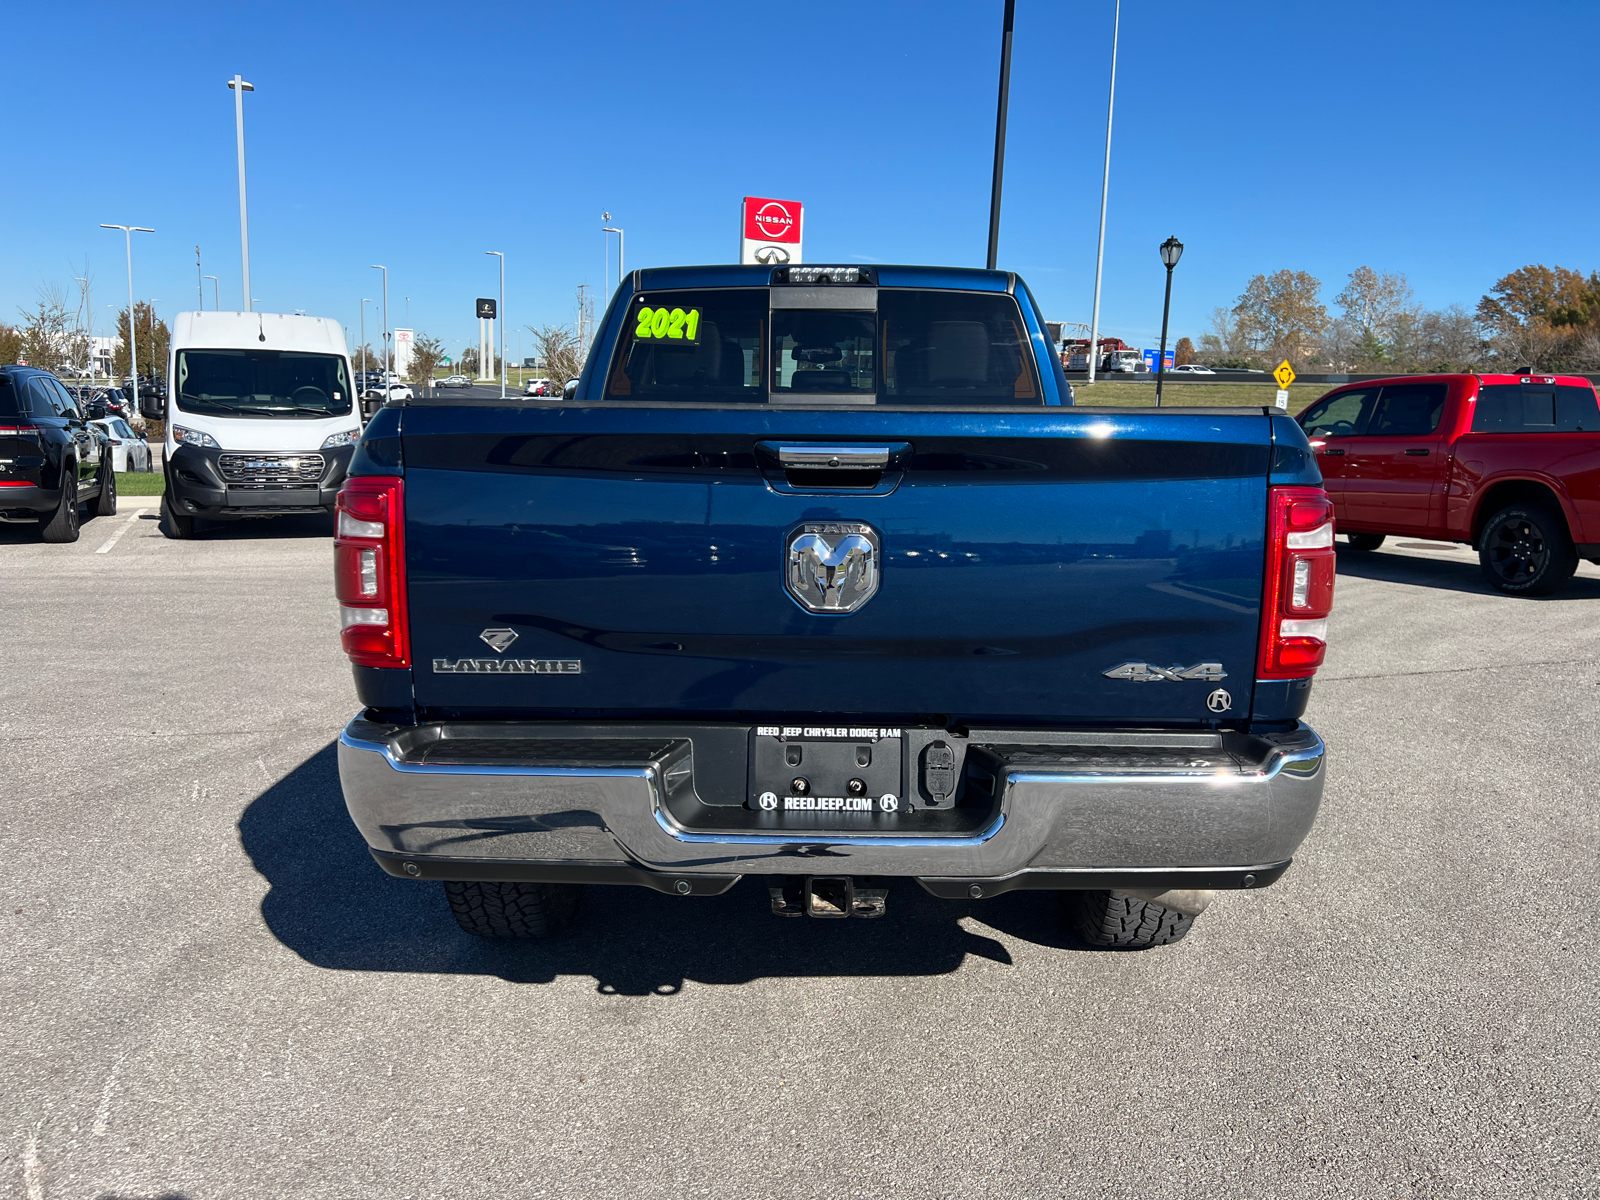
top-left (0, 366), bottom-right (115, 541)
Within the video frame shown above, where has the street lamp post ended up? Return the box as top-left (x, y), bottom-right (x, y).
top-left (204, 276), bottom-right (219, 310)
top-left (370, 266), bottom-right (389, 381)
top-left (100, 224), bottom-right (154, 406)
top-left (195, 245), bottom-right (204, 308)
top-left (486, 251), bottom-right (505, 399)
top-left (602, 225), bottom-right (624, 294)
top-left (227, 75), bottom-right (255, 311)
top-left (1155, 235), bottom-right (1184, 409)
top-left (1087, 0), bottom-right (1121, 387)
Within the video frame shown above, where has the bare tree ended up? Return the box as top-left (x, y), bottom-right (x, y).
top-left (19, 284), bottom-right (87, 374)
top-left (1415, 305), bottom-right (1485, 371)
top-left (1335, 266), bottom-right (1417, 347)
top-left (1318, 316), bottom-right (1361, 372)
top-left (528, 323), bottom-right (586, 387)
top-left (1198, 306), bottom-right (1242, 356)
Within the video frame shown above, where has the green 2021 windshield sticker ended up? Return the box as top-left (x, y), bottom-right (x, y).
top-left (634, 305), bottom-right (702, 345)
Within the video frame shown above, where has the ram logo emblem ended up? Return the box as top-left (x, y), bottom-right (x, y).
top-left (785, 522), bottom-right (880, 614)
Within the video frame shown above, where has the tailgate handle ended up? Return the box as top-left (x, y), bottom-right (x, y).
top-left (775, 444), bottom-right (894, 469)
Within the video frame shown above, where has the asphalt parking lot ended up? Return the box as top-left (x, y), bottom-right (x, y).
top-left (3, 509), bottom-right (1597, 1199)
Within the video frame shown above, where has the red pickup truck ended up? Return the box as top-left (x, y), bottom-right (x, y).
top-left (1297, 373), bottom-right (1600, 596)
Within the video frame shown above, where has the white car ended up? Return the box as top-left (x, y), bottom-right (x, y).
top-left (439, 375), bottom-right (473, 389)
top-left (91, 416), bottom-right (153, 472)
top-left (1169, 364), bottom-right (1215, 375)
top-left (524, 377), bottom-right (553, 396)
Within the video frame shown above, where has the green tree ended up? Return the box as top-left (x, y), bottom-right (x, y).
top-left (0, 322), bottom-right (25, 367)
top-left (407, 333), bottom-right (445, 387)
top-left (112, 302), bottom-right (169, 380)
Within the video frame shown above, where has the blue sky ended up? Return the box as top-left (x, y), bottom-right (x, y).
top-left (3, 1), bottom-right (1597, 359)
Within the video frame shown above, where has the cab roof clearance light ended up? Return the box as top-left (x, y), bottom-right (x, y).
top-left (780, 267), bottom-right (868, 285)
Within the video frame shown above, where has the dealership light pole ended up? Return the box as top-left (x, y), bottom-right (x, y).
top-left (486, 251), bottom-right (505, 399)
top-left (1155, 236), bottom-right (1183, 408)
top-left (986, 0), bottom-right (1016, 271)
top-left (205, 275), bottom-right (219, 310)
top-left (101, 224), bottom-right (154, 400)
top-left (1086, 0), bottom-right (1120, 387)
top-left (227, 76), bottom-right (255, 312)
top-left (603, 224), bottom-right (624, 294)
top-left (370, 266), bottom-right (389, 379)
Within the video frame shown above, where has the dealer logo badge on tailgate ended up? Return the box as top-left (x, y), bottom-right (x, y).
top-left (785, 522), bottom-right (880, 614)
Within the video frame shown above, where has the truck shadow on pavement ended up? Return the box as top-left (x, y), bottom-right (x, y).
top-left (240, 744), bottom-right (1094, 994)
top-left (1335, 545), bottom-right (1600, 599)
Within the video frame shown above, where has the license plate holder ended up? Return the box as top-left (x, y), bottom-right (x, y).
top-left (749, 724), bottom-right (904, 815)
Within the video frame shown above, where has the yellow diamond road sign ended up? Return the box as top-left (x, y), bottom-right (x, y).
top-left (1274, 360), bottom-right (1296, 389)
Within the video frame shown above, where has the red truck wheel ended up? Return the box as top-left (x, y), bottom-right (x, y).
top-left (1344, 532), bottom-right (1385, 552)
top-left (1479, 504), bottom-right (1577, 597)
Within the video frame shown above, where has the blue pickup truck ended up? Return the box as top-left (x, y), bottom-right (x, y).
top-left (331, 264), bottom-right (1332, 948)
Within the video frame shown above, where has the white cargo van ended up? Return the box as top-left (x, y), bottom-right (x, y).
top-left (145, 312), bottom-right (361, 538)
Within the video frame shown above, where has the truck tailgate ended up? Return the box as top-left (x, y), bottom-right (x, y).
top-left (401, 406), bottom-right (1270, 725)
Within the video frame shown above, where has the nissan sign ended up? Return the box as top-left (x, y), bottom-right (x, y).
top-left (740, 196), bottom-right (804, 266)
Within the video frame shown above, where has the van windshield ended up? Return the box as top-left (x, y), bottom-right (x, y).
top-left (174, 349), bottom-right (352, 418)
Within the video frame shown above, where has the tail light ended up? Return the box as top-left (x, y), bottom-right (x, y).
top-left (1257, 486), bottom-right (1336, 680)
top-left (0, 423), bottom-right (39, 486)
top-left (333, 476), bottom-right (409, 668)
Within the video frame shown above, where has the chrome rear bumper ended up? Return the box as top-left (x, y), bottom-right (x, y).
top-left (336, 716), bottom-right (1324, 889)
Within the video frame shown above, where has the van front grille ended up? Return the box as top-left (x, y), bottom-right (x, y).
top-left (218, 453), bottom-right (325, 484)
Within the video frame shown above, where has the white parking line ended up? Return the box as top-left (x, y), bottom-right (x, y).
top-left (95, 509), bottom-right (143, 554)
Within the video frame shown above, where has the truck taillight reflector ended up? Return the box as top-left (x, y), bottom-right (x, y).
top-left (333, 476), bottom-right (409, 668)
top-left (1257, 486), bottom-right (1335, 680)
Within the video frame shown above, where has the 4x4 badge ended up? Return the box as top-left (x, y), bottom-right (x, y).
top-left (479, 628), bottom-right (519, 654)
top-left (1102, 661), bottom-right (1227, 683)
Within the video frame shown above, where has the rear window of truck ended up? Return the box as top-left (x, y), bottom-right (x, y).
top-left (603, 288), bottom-right (1042, 406)
top-left (1473, 384), bottom-right (1600, 432)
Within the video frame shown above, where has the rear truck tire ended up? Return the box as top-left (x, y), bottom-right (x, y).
top-left (39, 471), bottom-right (80, 543)
top-left (159, 494), bottom-right (195, 540)
top-left (1068, 889), bottom-right (1195, 948)
top-left (443, 880), bottom-right (580, 938)
top-left (93, 457), bottom-right (117, 516)
top-left (1344, 532), bottom-right (1385, 551)
top-left (1478, 504), bottom-right (1577, 597)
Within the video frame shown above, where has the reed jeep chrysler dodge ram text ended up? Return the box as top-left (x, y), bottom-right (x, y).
top-left (331, 264), bottom-right (1332, 949)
